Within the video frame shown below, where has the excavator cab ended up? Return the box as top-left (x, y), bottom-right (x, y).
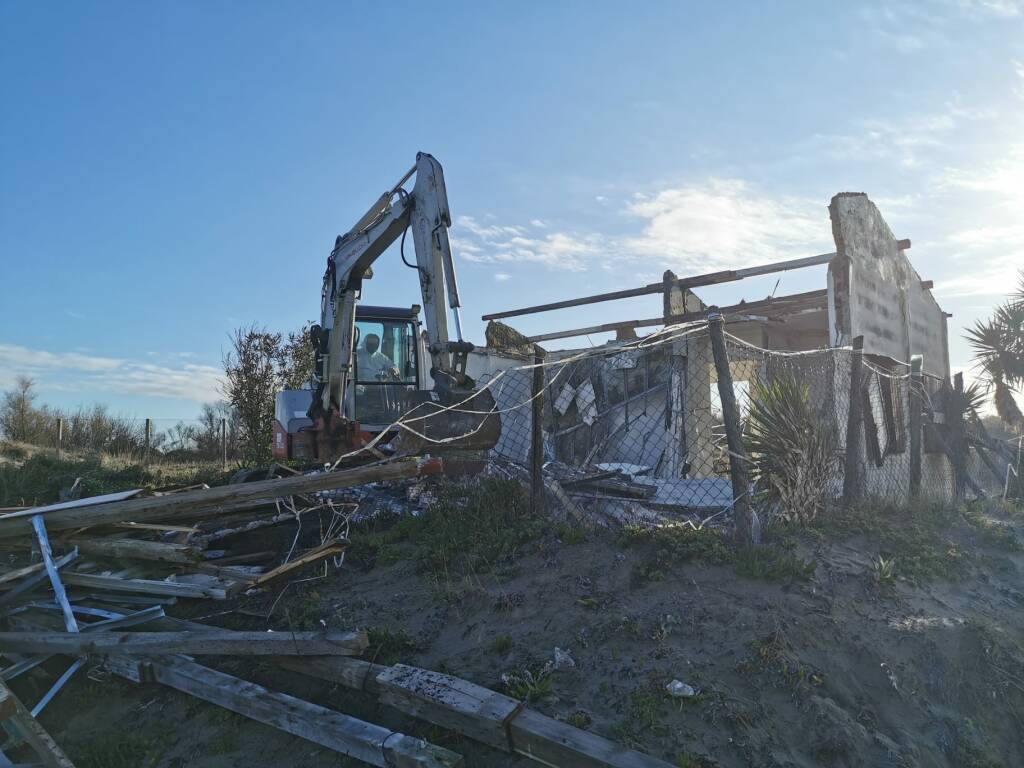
top-left (348, 305), bottom-right (424, 429)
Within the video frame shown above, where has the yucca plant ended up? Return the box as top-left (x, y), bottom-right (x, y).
top-left (746, 376), bottom-right (838, 524)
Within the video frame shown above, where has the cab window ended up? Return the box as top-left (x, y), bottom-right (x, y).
top-left (353, 319), bottom-right (418, 425)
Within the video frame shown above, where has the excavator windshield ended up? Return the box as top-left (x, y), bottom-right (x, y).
top-left (353, 316), bottom-right (418, 427)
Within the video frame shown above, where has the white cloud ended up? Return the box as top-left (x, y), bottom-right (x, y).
top-left (455, 180), bottom-right (835, 275)
top-left (493, 273), bottom-right (511, 282)
top-left (0, 343), bottom-right (222, 403)
top-left (811, 101), bottom-right (995, 169)
top-left (938, 142), bottom-right (1024, 202)
top-left (959, 0), bottom-right (1024, 18)
top-left (454, 215), bottom-right (603, 271)
top-left (623, 179), bottom-right (831, 271)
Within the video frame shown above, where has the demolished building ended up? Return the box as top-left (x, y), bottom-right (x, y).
top-left (471, 193), bottom-right (1002, 521)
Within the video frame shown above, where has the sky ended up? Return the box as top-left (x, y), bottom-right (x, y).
top-left (1, 1), bottom-right (1023, 421)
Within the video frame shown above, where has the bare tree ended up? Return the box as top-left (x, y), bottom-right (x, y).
top-left (1, 376), bottom-right (41, 442)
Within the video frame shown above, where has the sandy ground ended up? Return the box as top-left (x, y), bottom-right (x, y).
top-left (13, 488), bottom-right (1024, 768)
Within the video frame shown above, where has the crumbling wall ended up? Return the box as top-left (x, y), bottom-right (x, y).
top-left (827, 193), bottom-right (948, 378)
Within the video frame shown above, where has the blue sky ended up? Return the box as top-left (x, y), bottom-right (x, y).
top-left (2, 1), bottom-right (1023, 419)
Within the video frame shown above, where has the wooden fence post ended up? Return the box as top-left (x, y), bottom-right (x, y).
top-left (842, 336), bottom-right (865, 508)
top-left (221, 418), bottom-right (228, 471)
top-left (144, 418), bottom-right (152, 465)
top-left (951, 373), bottom-right (967, 499)
top-left (707, 314), bottom-right (753, 545)
top-left (530, 346), bottom-right (547, 517)
top-left (56, 418), bottom-right (63, 461)
top-left (909, 355), bottom-right (923, 499)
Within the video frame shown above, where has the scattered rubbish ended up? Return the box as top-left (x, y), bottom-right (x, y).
top-left (552, 647), bottom-right (576, 670)
top-left (665, 680), bottom-right (697, 698)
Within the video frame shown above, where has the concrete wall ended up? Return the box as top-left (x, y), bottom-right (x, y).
top-left (827, 193), bottom-right (949, 378)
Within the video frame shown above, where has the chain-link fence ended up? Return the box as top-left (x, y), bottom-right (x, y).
top-left (340, 317), bottom-right (1018, 532)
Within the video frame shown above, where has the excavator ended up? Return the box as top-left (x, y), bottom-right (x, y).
top-left (272, 153), bottom-right (501, 462)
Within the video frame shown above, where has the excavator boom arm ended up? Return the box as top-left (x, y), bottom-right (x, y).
top-left (314, 152), bottom-right (464, 417)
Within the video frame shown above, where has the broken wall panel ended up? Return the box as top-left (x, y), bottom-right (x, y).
top-left (827, 193), bottom-right (949, 378)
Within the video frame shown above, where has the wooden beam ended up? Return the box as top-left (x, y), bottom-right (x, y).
top-left (0, 458), bottom-right (443, 539)
top-left (247, 538), bottom-right (347, 589)
top-left (0, 629), bottom-right (368, 657)
top-left (60, 571), bottom-right (230, 600)
top-left (482, 251), bottom-right (834, 321)
top-left (276, 655), bottom-right (386, 696)
top-left (0, 550), bottom-right (78, 610)
top-left (0, 563), bottom-right (45, 590)
top-left (107, 655), bottom-right (461, 767)
top-left (283, 658), bottom-right (676, 768)
top-left (0, 679), bottom-right (76, 768)
top-left (526, 290), bottom-right (828, 344)
top-left (66, 537), bottom-right (202, 564)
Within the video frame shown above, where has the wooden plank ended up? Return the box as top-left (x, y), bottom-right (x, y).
top-left (276, 656), bottom-right (386, 696)
top-left (60, 571), bottom-right (229, 600)
top-left (0, 551), bottom-right (78, 610)
top-left (0, 686), bottom-right (16, 720)
top-left (0, 563), bottom-right (45, 590)
top-left (0, 679), bottom-right (76, 768)
top-left (29, 516), bottom-right (77, 633)
top-left (2, 606), bottom-right (166, 682)
top-left (113, 522), bottom-right (200, 534)
top-left (247, 539), bottom-right (347, 589)
top-left (12, 490), bottom-right (143, 518)
top-left (377, 664), bottom-right (522, 752)
top-left (510, 708), bottom-right (676, 768)
top-left (526, 289), bottom-right (828, 344)
top-left (0, 458), bottom-right (444, 539)
top-left (110, 655), bottom-right (461, 767)
top-left (284, 658), bottom-right (676, 768)
top-left (67, 536), bottom-right (201, 564)
top-left (482, 251), bottom-right (834, 321)
top-left (0, 629), bottom-right (368, 657)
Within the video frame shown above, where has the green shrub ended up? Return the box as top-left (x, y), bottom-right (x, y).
top-left (746, 376), bottom-right (838, 524)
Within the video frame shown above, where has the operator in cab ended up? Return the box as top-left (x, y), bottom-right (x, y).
top-left (356, 333), bottom-right (399, 381)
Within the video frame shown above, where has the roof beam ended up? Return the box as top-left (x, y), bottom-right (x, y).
top-left (482, 251), bottom-right (836, 321)
top-left (525, 289), bottom-right (827, 344)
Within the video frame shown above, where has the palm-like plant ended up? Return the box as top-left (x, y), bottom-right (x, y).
top-left (746, 376), bottom-right (838, 524)
top-left (965, 272), bottom-right (1024, 429)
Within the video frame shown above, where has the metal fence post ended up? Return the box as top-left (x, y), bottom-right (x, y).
top-left (530, 345), bottom-right (547, 517)
top-left (909, 355), bottom-right (923, 499)
top-left (144, 418), bottom-right (152, 465)
top-left (221, 418), bottom-right (228, 470)
top-left (56, 418), bottom-right (64, 461)
top-left (842, 336), bottom-right (865, 508)
top-left (707, 314), bottom-right (753, 545)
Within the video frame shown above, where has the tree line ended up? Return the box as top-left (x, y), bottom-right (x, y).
top-left (0, 324), bottom-right (314, 464)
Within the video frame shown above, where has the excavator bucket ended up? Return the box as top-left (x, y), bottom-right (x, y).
top-left (393, 387), bottom-right (502, 455)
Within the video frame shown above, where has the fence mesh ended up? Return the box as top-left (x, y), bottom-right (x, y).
top-left (333, 318), bottom-right (1017, 528)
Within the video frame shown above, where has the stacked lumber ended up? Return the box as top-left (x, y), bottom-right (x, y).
top-left (0, 455), bottom-right (677, 767)
top-left (0, 458), bottom-right (443, 764)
